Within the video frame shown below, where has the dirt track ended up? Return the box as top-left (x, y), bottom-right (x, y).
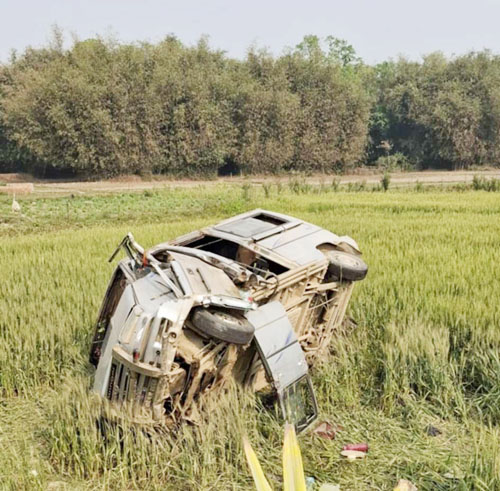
top-left (1, 169), bottom-right (500, 195)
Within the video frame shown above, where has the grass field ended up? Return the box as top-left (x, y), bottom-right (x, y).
top-left (1, 184), bottom-right (499, 490)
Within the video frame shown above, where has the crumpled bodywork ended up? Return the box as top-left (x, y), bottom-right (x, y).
top-left (89, 209), bottom-right (367, 431)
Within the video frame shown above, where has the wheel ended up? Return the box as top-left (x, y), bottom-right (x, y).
top-left (190, 308), bottom-right (255, 345)
top-left (324, 250), bottom-right (368, 281)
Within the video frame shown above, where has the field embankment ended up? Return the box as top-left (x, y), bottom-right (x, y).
top-left (1, 169), bottom-right (500, 197)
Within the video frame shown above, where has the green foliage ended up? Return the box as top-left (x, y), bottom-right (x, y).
top-left (0, 32), bottom-right (371, 177)
top-left (472, 175), bottom-right (500, 191)
top-left (3, 29), bottom-right (500, 176)
top-left (241, 182), bottom-right (252, 202)
top-left (262, 181), bottom-right (272, 198)
top-left (230, 50), bottom-right (299, 174)
top-left (375, 152), bottom-right (413, 171)
top-left (288, 176), bottom-right (312, 194)
top-left (372, 52), bottom-right (500, 169)
top-left (346, 180), bottom-right (367, 192)
top-left (381, 171), bottom-right (391, 191)
top-left (283, 39), bottom-right (372, 173)
top-left (1, 35), bottom-right (239, 177)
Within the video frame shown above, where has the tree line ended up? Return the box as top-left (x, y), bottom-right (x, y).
top-left (1, 31), bottom-right (499, 178)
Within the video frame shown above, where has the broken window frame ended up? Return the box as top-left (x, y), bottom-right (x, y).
top-left (279, 374), bottom-right (319, 433)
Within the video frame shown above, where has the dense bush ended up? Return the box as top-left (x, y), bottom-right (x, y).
top-left (1, 31), bottom-right (500, 177)
top-left (230, 50), bottom-right (300, 174)
top-left (281, 36), bottom-right (372, 173)
top-left (372, 52), bottom-right (500, 169)
top-left (0, 33), bottom-right (371, 177)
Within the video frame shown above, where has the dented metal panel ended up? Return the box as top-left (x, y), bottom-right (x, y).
top-left (168, 251), bottom-right (240, 297)
top-left (247, 302), bottom-right (308, 391)
top-left (247, 302), bottom-right (297, 358)
top-left (265, 342), bottom-right (309, 390)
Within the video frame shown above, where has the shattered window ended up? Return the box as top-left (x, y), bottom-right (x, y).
top-left (282, 376), bottom-right (317, 432)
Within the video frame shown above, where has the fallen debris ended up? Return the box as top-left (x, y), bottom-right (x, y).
top-left (340, 449), bottom-right (366, 460)
top-left (314, 421), bottom-right (342, 440)
top-left (393, 478), bottom-right (417, 490)
top-left (306, 476), bottom-right (316, 490)
top-left (342, 443), bottom-right (368, 453)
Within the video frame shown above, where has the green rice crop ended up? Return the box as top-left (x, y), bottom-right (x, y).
top-left (0, 186), bottom-right (499, 489)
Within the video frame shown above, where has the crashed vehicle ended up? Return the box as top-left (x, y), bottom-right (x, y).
top-left (90, 209), bottom-right (367, 431)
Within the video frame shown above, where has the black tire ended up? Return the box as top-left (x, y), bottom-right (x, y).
top-left (190, 308), bottom-right (255, 345)
top-left (324, 250), bottom-right (368, 281)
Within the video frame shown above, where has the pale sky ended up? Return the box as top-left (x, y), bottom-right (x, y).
top-left (1, 0), bottom-right (500, 64)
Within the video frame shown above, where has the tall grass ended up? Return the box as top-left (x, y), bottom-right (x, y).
top-left (0, 186), bottom-right (499, 489)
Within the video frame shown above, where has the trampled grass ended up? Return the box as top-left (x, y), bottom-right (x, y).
top-left (0, 186), bottom-right (499, 489)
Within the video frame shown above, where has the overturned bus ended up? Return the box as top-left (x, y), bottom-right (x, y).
top-left (89, 209), bottom-right (367, 432)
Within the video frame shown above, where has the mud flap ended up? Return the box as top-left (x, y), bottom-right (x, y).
top-left (245, 301), bottom-right (318, 432)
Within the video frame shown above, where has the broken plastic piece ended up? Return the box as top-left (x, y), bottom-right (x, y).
top-left (342, 443), bottom-right (368, 452)
top-left (306, 476), bottom-right (315, 490)
top-left (340, 450), bottom-right (366, 460)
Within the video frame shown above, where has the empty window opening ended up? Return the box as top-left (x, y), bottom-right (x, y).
top-left (182, 235), bottom-right (288, 276)
top-left (252, 213), bottom-right (287, 226)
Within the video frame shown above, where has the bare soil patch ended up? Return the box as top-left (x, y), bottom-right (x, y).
top-left (1, 169), bottom-right (500, 196)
